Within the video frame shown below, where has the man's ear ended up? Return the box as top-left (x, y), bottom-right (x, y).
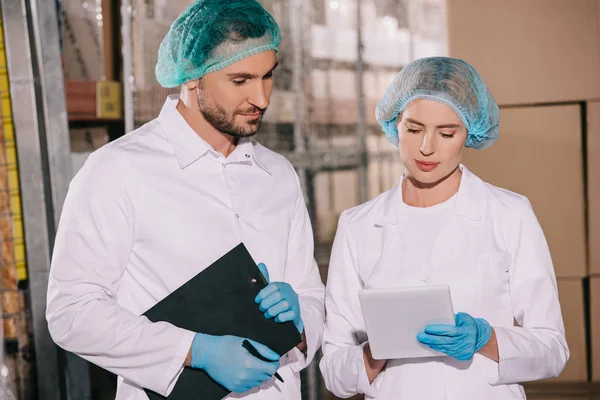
top-left (183, 79), bottom-right (200, 91)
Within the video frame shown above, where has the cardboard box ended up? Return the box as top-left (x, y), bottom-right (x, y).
top-left (367, 156), bottom-right (403, 199)
top-left (309, 98), bottom-right (380, 125)
top-left (463, 105), bottom-right (587, 278)
top-left (313, 166), bottom-right (361, 244)
top-left (331, 169), bottom-right (359, 217)
top-left (544, 279), bottom-right (587, 382)
top-left (591, 277), bottom-right (600, 381)
top-left (69, 127), bottom-right (109, 153)
top-left (313, 172), bottom-right (337, 243)
top-left (129, 0), bottom-right (189, 124)
top-left (377, 134), bottom-right (403, 190)
top-left (447, 0), bottom-right (600, 105)
top-left (69, 127), bottom-right (110, 176)
top-left (367, 158), bottom-right (382, 200)
top-left (262, 90), bottom-right (295, 124)
top-left (386, 159), bottom-right (404, 190)
top-left (65, 80), bottom-right (122, 120)
top-left (311, 98), bottom-right (357, 125)
top-left (96, 81), bottom-right (122, 119)
top-left (328, 69), bottom-right (357, 100)
top-left (132, 17), bottom-right (170, 88)
top-left (309, 69), bottom-right (388, 125)
top-left (363, 71), bottom-right (378, 101)
top-left (311, 70), bottom-right (328, 99)
top-left (311, 26), bottom-right (357, 62)
top-left (363, 29), bottom-right (411, 68)
top-left (65, 80), bottom-right (96, 119)
top-left (588, 102), bottom-right (600, 275)
top-left (71, 152), bottom-right (92, 177)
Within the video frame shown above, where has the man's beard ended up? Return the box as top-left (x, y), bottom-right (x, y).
top-left (197, 91), bottom-right (264, 138)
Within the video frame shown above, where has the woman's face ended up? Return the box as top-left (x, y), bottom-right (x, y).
top-left (397, 99), bottom-right (468, 185)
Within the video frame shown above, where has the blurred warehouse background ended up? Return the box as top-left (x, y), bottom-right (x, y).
top-left (0, 0), bottom-right (598, 398)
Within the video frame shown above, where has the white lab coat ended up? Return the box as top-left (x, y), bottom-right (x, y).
top-left (319, 165), bottom-right (569, 399)
top-left (46, 96), bottom-right (325, 399)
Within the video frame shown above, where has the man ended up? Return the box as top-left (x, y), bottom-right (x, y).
top-left (46, 1), bottom-right (325, 398)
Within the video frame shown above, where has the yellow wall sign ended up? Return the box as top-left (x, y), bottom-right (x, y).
top-left (96, 80), bottom-right (122, 119)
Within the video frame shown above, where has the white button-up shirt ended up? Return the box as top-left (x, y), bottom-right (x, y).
top-left (319, 166), bottom-right (569, 400)
top-left (46, 95), bottom-right (325, 400)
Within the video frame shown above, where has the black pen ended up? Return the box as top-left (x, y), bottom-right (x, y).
top-left (241, 339), bottom-right (284, 383)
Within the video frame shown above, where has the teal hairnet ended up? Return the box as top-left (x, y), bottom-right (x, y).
top-left (155, 0), bottom-right (281, 88)
top-left (375, 57), bottom-right (500, 150)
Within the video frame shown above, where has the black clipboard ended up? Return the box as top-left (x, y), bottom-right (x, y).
top-left (142, 243), bottom-right (303, 400)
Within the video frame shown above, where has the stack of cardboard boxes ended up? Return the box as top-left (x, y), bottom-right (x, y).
top-left (60, 0), bottom-right (121, 175)
top-left (61, 0), bottom-right (122, 121)
top-left (309, 0), bottom-right (447, 244)
top-left (447, 0), bottom-right (600, 391)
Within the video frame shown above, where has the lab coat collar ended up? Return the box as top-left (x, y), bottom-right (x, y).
top-left (233, 137), bottom-right (272, 175)
top-left (158, 95), bottom-right (271, 175)
top-left (375, 164), bottom-right (484, 226)
top-left (158, 95), bottom-right (211, 169)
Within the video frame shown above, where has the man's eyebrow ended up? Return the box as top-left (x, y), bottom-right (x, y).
top-left (227, 72), bottom-right (257, 79)
top-left (227, 62), bottom-right (279, 79)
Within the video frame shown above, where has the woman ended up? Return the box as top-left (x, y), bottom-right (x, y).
top-left (319, 57), bottom-right (569, 399)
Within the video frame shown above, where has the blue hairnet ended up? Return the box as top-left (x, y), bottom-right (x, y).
top-left (155, 0), bottom-right (281, 88)
top-left (375, 57), bottom-right (500, 150)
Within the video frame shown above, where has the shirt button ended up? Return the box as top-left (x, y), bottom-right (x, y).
top-left (245, 154), bottom-right (250, 158)
top-left (235, 213), bottom-right (240, 219)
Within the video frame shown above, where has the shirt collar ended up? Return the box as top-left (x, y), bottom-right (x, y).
top-left (375, 164), bottom-right (484, 226)
top-left (157, 95), bottom-right (271, 175)
top-left (233, 138), bottom-right (272, 175)
top-left (158, 95), bottom-right (211, 169)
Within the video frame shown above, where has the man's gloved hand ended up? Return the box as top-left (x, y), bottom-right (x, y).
top-left (255, 263), bottom-right (304, 333)
top-left (417, 312), bottom-right (492, 361)
top-left (191, 333), bottom-right (280, 393)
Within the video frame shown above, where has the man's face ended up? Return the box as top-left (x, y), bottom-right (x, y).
top-left (196, 50), bottom-right (278, 138)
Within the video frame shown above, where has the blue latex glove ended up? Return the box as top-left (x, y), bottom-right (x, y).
top-left (416, 312), bottom-right (492, 361)
top-left (191, 333), bottom-right (280, 393)
top-left (255, 263), bottom-right (304, 333)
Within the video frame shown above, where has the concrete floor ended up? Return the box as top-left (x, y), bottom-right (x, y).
top-left (524, 382), bottom-right (600, 399)
top-left (320, 383), bottom-right (600, 400)
top-left (91, 362), bottom-right (600, 400)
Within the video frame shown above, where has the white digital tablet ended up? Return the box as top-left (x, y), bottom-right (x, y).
top-left (358, 285), bottom-right (455, 360)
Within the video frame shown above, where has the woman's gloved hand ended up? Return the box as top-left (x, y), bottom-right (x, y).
top-left (417, 312), bottom-right (492, 361)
